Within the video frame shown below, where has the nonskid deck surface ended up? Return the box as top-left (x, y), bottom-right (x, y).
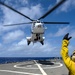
top-left (0, 60), bottom-right (68, 75)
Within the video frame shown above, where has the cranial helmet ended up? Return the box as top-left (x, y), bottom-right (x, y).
top-left (72, 50), bottom-right (75, 54)
top-left (71, 50), bottom-right (75, 62)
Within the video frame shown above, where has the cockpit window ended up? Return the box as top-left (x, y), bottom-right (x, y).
top-left (38, 25), bottom-right (41, 28)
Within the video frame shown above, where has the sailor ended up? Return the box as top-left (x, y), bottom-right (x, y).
top-left (61, 33), bottom-right (75, 75)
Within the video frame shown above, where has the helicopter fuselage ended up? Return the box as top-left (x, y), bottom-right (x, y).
top-left (26, 21), bottom-right (45, 45)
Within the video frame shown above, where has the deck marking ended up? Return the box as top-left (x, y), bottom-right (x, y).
top-left (14, 62), bottom-right (63, 69)
top-left (0, 70), bottom-right (41, 75)
top-left (34, 60), bottom-right (47, 75)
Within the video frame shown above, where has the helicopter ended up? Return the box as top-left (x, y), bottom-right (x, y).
top-left (0, 0), bottom-right (69, 45)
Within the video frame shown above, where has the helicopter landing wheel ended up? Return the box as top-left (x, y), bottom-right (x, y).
top-left (40, 41), bottom-right (44, 45)
top-left (27, 40), bottom-right (31, 45)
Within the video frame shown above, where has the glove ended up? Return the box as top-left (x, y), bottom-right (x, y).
top-left (63, 33), bottom-right (72, 40)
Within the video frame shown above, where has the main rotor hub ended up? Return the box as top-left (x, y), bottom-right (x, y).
top-left (33, 20), bottom-right (41, 23)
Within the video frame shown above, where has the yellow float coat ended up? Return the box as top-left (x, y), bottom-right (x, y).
top-left (61, 39), bottom-right (75, 75)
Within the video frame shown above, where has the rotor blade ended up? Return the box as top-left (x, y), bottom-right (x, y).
top-left (38, 0), bottom-right (66, 20)
top-left (4, 22), bottom-right (32, 26)
top-left (43, 22), bottom-right (70, 24)
top-left (0, 2), bottom-right (33, 21)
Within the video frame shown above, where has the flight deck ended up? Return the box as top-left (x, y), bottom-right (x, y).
top-left (0, 60), bottom-right (68, 75)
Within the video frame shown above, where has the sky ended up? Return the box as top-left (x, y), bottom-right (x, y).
top-left (0, 0), bottom-right (75, 57)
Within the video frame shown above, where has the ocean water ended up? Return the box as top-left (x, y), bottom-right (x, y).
top-left (0, 57), bottom-right (61, 64)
